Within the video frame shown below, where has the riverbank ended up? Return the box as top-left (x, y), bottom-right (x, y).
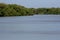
top-left (0, 3), bottom-right (60, 17)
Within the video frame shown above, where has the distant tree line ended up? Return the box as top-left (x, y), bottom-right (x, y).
top-left (0, 3), bottom-right (60, 16)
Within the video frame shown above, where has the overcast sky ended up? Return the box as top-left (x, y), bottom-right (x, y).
top-left (0, 0), bottom-right (60, 8)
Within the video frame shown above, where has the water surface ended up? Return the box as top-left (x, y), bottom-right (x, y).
top-left (0, 15), bottom-right (60, 40)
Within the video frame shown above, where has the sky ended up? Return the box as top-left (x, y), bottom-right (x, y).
top-left (0, 0), bottom-right (60, 8)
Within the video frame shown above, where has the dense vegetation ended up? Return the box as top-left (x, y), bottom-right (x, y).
top-left (0, 3), bottom-right (60, 16)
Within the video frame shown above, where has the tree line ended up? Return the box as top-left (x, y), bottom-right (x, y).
top-left (0, 3), bottom-right (60, 16)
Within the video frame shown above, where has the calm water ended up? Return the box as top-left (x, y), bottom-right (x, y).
top-left (0, 15), bottom-right (60, 40)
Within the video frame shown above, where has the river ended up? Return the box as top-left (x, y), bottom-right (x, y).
top-left (0, 15), bottom-right (60, 40)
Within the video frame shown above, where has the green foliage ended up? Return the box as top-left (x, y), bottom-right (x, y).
top-left (0, 3), bottom-right (60, 17)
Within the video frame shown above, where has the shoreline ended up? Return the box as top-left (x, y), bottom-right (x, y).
top-left (0, 15), bottom-right (60, 17)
